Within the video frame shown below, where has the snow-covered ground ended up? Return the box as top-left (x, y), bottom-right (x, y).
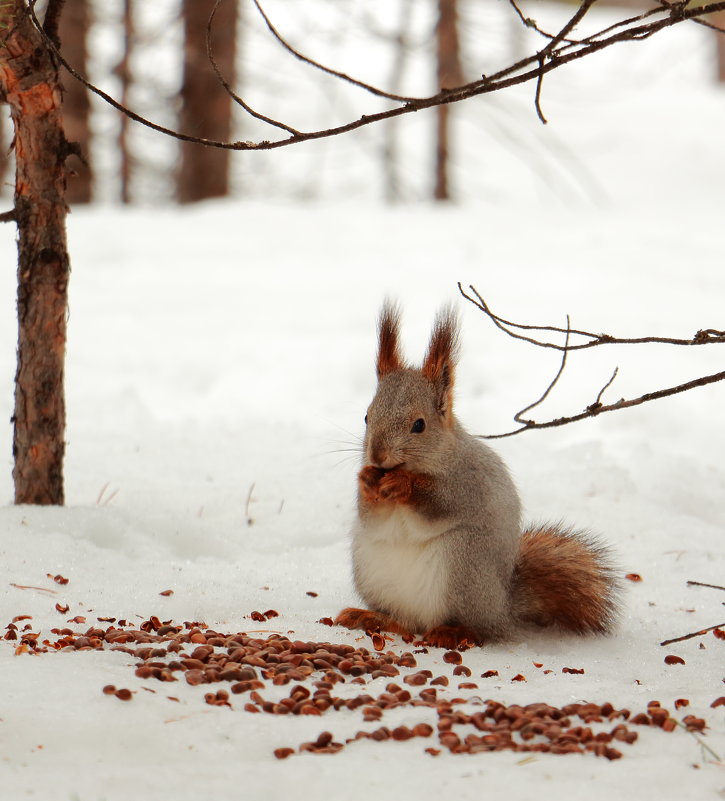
top-left (1, 4), bottom-right (724, 800)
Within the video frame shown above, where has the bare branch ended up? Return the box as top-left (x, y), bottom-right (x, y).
top-left (460, 285), bottom-right (725, 438)
top-left (482, 368), bottom-right (725, 440)
top-left (24, 0), bottom-right (725, 152)
top-left (459, 283), bottom-right (725, 351)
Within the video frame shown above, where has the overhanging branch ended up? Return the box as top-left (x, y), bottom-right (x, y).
top-left (459, 284), bottom-right (725, 439)
top-left (23, 0), bottom-right (725, 152)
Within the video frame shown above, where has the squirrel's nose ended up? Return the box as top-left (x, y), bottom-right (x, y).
top-left (369, 439), bottom-right (401, 470)
top-left (369, 438), bottom-right (388, 468)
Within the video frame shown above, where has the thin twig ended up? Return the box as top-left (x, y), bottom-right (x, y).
top-left (514, 317), bottom-right (570, 424)
top-left (507, 0), bottom-right (583, 45)
top-left (206, 1), bottom-right (302, 137)
top-left (687, 580), bottom-right (725, 592)
top-left (460, 284), bottom-right (725, 351)
top-left (672, 717), bottom-right (723, 763)
top-left (250, 0), bottom-right (417, 104)
top-left (245, 482), bottom-right (255, 526)
top-left (481, 368), bottom-right (725, 439)
top-left (534, 56), bottom-right (547, 124)
top-left (10, 582), bottom-right (58, 595)
top-left (590, 367), bottom-right (619, 410)
top-left (660, 621), bottom-right (725, 646)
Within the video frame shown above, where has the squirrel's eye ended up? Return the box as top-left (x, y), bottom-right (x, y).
top-left (364, 414), bottom-right (368, 425)
top-left (411, 418), bottom-right (425, 434)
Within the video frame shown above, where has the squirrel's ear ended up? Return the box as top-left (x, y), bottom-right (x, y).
top-left (376, 301), bottom-right (403, 378)
top-left (422, 307), bottom-right (459, 415)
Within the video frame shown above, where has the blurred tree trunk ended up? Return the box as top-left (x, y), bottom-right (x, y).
top-left (58, 0), bottom-right (91, 203)
top-left (0, 0), bottom-right (71, 505)
top-left (714, 12), bottom-right (725, 82)
top-left (434, 0), bottom-right (463, 201)
top-left (177, 0), bottom-right (237, 203)
top-left (118, 0), bottom-right (134, 204)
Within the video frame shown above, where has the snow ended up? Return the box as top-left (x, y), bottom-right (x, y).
top-left (1, 4), bottom-right (725, 800)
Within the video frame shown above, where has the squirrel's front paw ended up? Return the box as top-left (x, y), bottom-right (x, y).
top-left (378, 469), bottom-right (413, 504)
top-left (358, 465), bottom-right (386, 503)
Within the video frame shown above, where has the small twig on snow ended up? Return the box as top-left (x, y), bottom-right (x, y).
top-left (659, 621), bottom-right (725, 646)
top-left (687, 580), bottom-right (725, 592)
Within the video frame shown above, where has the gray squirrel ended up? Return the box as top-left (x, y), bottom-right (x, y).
top-left (335, 303), bottom-right (619, 649)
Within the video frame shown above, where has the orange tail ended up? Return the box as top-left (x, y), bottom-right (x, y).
top-left (512, 524), bottom-right (620, 634)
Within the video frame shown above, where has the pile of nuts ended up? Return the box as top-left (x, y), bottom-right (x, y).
top-left (4, 612), bottom-right (719, 761)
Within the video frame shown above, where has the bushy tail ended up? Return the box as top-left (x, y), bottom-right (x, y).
top-left (511, 524), bottom-right (620, 634)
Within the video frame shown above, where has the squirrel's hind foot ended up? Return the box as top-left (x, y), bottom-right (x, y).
top-left (420, 625), bottom-right (480, 650)
top-left (334, 607), bottom-right (412, 637)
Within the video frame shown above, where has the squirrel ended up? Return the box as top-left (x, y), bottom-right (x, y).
top-left (334, 303), bottom-right (620, 650)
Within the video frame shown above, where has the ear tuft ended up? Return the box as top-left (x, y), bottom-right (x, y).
top-left (422, 307), bottom-right (459, 412)
top-left (376, 301), bottom-right (404, 378)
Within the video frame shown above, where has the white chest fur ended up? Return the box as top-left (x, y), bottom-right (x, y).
top-left (351, 506), bottom-right (451, 632)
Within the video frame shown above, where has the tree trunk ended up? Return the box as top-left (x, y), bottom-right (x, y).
top-left (0, 0), bottom-right (71, 505)
top-left (177, 0), bottom-right (237, 204)
top-left (714, 12), bottom-right (725, 82)
top-left (118, 0), bottom-right (134, 204)
top-left (58, 0), bottom-right (91, 203)
top-left (434, 0), bottom-right (463, 201)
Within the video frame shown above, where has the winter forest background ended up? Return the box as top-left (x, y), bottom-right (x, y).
top-left (3, 0), bottom-right (723, 209)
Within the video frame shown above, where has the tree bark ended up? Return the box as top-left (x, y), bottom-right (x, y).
top-left (0, 0), bottom-right (71, 505)
top-left (58, 0), bottom-right (91, 203)
top-left (177, 0), bottom-right (237, 203)
top-left (434, 0), bottom-right (463, 201)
